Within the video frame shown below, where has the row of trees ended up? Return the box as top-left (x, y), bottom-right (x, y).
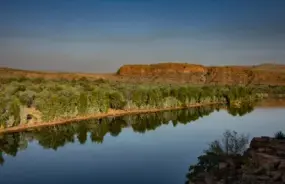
top-left (0, 77), bottom-right (261, 128)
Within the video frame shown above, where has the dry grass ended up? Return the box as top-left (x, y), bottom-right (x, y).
top-left (0, 67), bottom-right (117, 81)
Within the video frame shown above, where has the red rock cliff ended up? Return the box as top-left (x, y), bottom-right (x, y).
top-left (118, 63), bottom-right (207, 76)
top-left (117, 63), bottom-right (285, 85)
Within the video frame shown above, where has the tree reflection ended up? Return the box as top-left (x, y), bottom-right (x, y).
top-left (227, 103), bottom-right (255, 116)
top-left (0, 133), bottom-right (20, 157)
top-left (0, 104), bottom-right (254, 165)
top-left (76, 123), bottom-right (88, 144)
top-left (109, 118), bottom-right (127, 137)
top-left (89, 119), bottom-right (109, 143)
top-left (0, 151), bottom-right (4, 165)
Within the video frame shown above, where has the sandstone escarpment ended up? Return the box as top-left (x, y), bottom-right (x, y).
top-left (117, 63), bottom-right (285, 85)
top-left (118, 63), bottom-right (207, 83)
top-left (118, 63), bottom-right (207, 75)
top-left (118, 63), bottom-right (208, 84)
top-left (205, 66), bottom-right (253, 85)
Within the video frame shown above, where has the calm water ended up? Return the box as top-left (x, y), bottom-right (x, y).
top-left (0, 105), bottom-right (284, 184)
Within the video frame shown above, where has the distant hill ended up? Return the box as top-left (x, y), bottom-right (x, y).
top-left (0, 67), bottom-right (116, 81)
top-left (117, 63), bottom-right (285, 85)
top-left (1, 62), bottom-right (285, 86)
top-left (252, 63), bottom-right (285, 72)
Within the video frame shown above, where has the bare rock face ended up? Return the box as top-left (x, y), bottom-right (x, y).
top-left (118, 63), bottom-right (207, 75)
top-left (242, 137), bottom-right (285, 184)
top-left (117, 63), bottom-right (208, 84)
top-left (117, 63), bottom-right (285, 85)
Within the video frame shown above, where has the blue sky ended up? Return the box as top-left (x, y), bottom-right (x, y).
top-left (0, 0), bottom-right (285, 72)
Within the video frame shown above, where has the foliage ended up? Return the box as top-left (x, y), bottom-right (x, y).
top-left (205, 130), bottom-right (249, 155)
top-left (78, 92), bottom-right (88, 115)
top-left (0, 76), bottom-right (263, 127)
top-left (108, 91), bottom-right (126, 109)
top-left (186, 130), bottom-right (249, 183)
top-left (10, 98), bottom-right (21, 126)
top-left (274, 131), bottom-right (285, 140)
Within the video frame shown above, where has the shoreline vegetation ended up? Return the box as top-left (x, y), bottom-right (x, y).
top-left (1, 75), bottom-right (284, 133)
top-left (0, 102), bottom-right (219, 134)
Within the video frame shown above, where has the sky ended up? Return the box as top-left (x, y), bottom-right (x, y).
top-left (0, 0), bottom-right (285, 73)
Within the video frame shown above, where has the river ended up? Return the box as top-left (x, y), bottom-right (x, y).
top-left (0, 103), bottom-right (284, 184)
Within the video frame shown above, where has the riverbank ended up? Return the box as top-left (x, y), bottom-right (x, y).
top-left (186, 136), bottom-right (285, 184)
top-left (0, 102), bottom-right (220, 134)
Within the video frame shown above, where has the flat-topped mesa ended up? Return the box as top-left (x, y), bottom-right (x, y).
top-left (117, 63), bottom-right (207, 76)
top-left (117, 62), bottom-right (285, 85)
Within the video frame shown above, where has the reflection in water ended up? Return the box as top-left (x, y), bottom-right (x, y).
top-left (0, 104), bottom-right (254, 166)
top-left (227, 103), bottom-right (254, 116)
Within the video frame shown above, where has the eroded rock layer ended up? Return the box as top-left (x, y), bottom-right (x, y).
top-left (118, 63), bottom-right (285, 85)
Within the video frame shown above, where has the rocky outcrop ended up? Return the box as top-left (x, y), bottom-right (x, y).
top-left (117, 63), bottom-right (285, 85)
top-left (118, 63), bottom-right (207, 75)
top-left (118, 63), bottom-right (208, 83)
top-left (242, 137), bottom-right (285, 184)
top-left (186, 137), bottom-right (285, 184)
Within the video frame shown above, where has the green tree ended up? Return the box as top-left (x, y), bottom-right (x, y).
top-left (10, 98), bottom-right (21, 126)
top-left (78, 92), bottom-right (88, 115)
top-left (132, 88), bottom-right (149, 108)
top-left (108, 91), bottom-right (126, 109)
top-left (91, 89), bottom-right (109, 113)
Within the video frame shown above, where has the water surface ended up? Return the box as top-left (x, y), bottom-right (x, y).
top-left (0, 105), bottom-right (284, 184)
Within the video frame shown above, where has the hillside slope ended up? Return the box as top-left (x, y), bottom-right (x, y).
top-left (0, 67), bottom-right (117, 80)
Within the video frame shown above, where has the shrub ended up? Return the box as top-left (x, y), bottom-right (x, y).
top-left (274, 131), bottom-right (285, 140)
top-left (162, 96), bottom-right (181, 108)
top-left (10, 98), bottom-right (21, 126)
top-left (205, 130), bottom-right (249, 155)
top-left (108, 91), bottom-right (126, 109)
top-left (186, 130), bottom-right (249, 184)
top-left (18, 90), bottom-right (36, 107)
top-left (78, 92), bottom-right (88, 115)
top-left (147, 88), bottom-right (163, 107)
top-left (131, 88), bottom-right (148, 108)
top-left (32, 77), bottom-right (45, 84)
